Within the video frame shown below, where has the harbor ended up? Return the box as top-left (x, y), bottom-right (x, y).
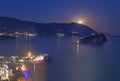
top-left (0, 53), bottom-right (50, 81)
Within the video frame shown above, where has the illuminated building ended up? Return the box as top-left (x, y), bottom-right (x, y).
top-left (0, 65), bottom-right (9, 80)
top-left (0, 54), bottom-right (50, 80)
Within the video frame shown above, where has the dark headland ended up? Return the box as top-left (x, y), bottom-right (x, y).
top-left (0, 16), bottom-right (96, 37)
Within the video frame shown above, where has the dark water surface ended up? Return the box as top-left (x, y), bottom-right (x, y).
top-left (0, 37), bottom-right (120, 81)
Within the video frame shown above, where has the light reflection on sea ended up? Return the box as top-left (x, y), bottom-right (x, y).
top-left (30, 64), bottom-right (47, 81)
top-left (0, 37), bottom-right (120, 81)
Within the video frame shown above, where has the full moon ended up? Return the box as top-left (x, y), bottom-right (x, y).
top-left (78, 20), bottom-right (83, 24)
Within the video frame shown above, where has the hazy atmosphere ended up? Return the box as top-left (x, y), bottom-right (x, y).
top-left (0, 1), bottom-right (120, 81)
top-left (0, 0), bottom-right (120, 34)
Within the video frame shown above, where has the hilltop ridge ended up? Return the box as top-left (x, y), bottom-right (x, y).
top-left (0, 16), bottom-right (96, 36)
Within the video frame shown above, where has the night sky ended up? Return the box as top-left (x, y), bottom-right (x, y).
top-left (0, 0), bottom-right (120, 34)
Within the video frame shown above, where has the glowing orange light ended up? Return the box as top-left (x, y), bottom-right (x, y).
top-left (28, 51), bottom-right (32, 58)
top-left (15, 32), bottom-right (19, 35)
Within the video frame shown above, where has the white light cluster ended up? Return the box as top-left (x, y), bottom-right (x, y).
top-left (0, 64), bottom-right (9, 80)
top-left (34, 55), bottom-right (44, 61)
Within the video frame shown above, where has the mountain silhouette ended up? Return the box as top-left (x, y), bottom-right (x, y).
top-left (0, 16), bottom-right (96, 36)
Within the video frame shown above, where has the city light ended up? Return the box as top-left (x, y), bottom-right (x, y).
top-left (0, 65), bottom-right (9, 80)
top-left (34, 55), bottom-right (44, 61)
top-left (0, 54), bottom-right (50, 81)
top-left (21, 64), bottom-right (26, 71)
top-left (19, 59), bottom-right (24, 62)
top-left (76, 40), bottom-right (80, 44)
top-left (28, 51), bottom-right (32, 58)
